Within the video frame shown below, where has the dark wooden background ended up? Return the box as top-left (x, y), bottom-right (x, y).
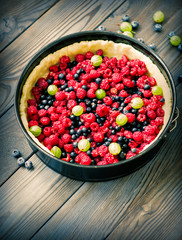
top-left (0, 0), bottom-right (182, 239)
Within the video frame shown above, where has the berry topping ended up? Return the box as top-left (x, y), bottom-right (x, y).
top-left (26, 46), bottom-right (166, 165)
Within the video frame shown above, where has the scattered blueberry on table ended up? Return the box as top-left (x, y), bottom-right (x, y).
top-left (148, 43), bottom-right (157, 50)
top-left (25, 160), bottom-right (33, 170)
top-left (122, 14), bottom-right (130, 22)
top-left (17, 157), bottom-right (26, 166)
top-left (153, 23), bottom-right (162, 32)
top-left (12, 149), bottom-right (21, 158)
top-left (131, 21), bottom-right (139, 29)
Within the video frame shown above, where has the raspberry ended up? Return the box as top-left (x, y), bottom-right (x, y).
top-left (116, 83), bottom-right (124, 90)
top-left (97, 160), bottom-right (108, 165)
top-left (124, 130), bottom-right (133, 139)
top-left (29, 114), bottom-right (39, 121)
top-left (28, 120), bottom-right (38, 128)
top-left (60, 55), bottom-right (70, 64)
top-left (148, 77), bottom-right (156, 86)
top-left (98, 145), bottom-right (108, 157)
top-left (85, 51), bottom-right (94, 59)
top-left (62, 134), bottom-right (71, 144)
top-left (144, 125), bottom-right (156, 135)
top-left (38, 109), bottom-right (47, 117)
top-left (103, 96), bottom-right (113, 105)
top-left (48, 134), bottom-right (59, 146)
top-left (110, 88), bottom-right (118, 95)
top-left (84, 113), bottom-right (96, 123)
top-left (119, 90), bottom-right (128, 97)
top-left (64, 144), bottom-right (74, 153)
top-left (49, 65), bottom-right (59, 73)
top-left (76, 88), bottom-right (86, 99)
top-left (112, 102), bottom-right (119, 109)
top-left (55, 91), bottom-right (66, 101)
top-left (47, 106), bottom-right (55, 114)
top-left (37, 78), bottom-right (48, 90)
top-left (91, 148), bottom-right (99, 157)
top-left (103, 152), bottom-right (115, 163)
top-left (90, 82), bottom-right (98, 90)
top-left (123, 78), bottom-right (135, 88)
top-left (87, 89), bottom-right (96, 98)
top-left (75, 54), bottom-right (85, 62)
top-left (93, 132), bottom-right (104, 142)
top-left (126, 151), bottom-right (136, 159)
top-left (147, 110), bottom-right (156, 119)
top-left (103, 69), bottom-right (112, 78)
top-left (67, 100), bottom-right (77, 110)
top-left (80, 154), bottom-right (92, 165)
top-left (50, 113), bottom-right (59, 121)
top-left (96, 49), bottom-right (103, 56)
top-left (100, 79), bottom-right (110, 90)
top-left (27, 99), bottom-right (37, 106)
top-left (155, 117), bottom-right (163, 126)
top-left (37, 133), bottom-right (45, 142)
top-left (96, 104), bottom-right (109, 117)
top-left (90, 122), bottom-right (99, 131)
top-left (43, 127), bottom-right (52, 137)
top-left (62, 118), bottom-right (72, 127)
top-left (133, 131), bottom-right (143, 141)
top-left (156, 107), bottom-right (164, 117)
top-left (120, 66), bottom-right (130, 76)
top-left (58, 124), bottom-right (66, 134)
top-left (90, 70), bottom-right (100, 79)
top-left (39, 117), bottom-right (50, 125)
top-left (137, 114), bottom-right (146, 122)
top-left (126, 113), bottom-right (135, 123)
top-left (66, 73), bottom-right (74, 81)
top-left (27, 106), bottom-right (37, 116)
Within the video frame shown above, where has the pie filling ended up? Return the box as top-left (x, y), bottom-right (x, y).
top-left (20, 40), bottom-right (172, 165)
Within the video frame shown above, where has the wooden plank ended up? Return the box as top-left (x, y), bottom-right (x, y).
top-left (0, 0), bottom-right (125, 116)
top-left (0, 106), bottom-right (33, 185)
top-left (0, 154), bottom-right (83, 240)
top-left (0, 0), bottom-right (58, 51)
top-left (28, 84), bottom-right (182, 240)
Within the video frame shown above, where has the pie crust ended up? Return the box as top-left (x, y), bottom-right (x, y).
top-left (19, 40), bottom-right (172, 155)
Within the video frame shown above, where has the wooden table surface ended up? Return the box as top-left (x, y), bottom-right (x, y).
top-left (0, 0), bottom-right (182, 239)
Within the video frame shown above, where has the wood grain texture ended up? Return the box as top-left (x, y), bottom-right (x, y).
top-left (28, 84), bottom-right (182, 240)
top-left (0, 106), bottom-right (33, 186)
top-left (0, 0), bottom-right (58, 51)
top-left (0, 0), bottom-right (124, 117)
top-left (0, 154), bottom-right (83, 240)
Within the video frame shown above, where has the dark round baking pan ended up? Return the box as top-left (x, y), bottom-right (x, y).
top-left (15, 31), bottom-right (177, 181)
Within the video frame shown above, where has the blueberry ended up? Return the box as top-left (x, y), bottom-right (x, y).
top-left (123, 144), bottom-right (128, 149)
top-left (86, 107), bottom-right (92, 112)
top-left (76, 129), bottom-right (82, 136)
top-left (25, 160), bottom-right (33, 169)
top-left (148, 43), bottom-right (157, 50)
top-left (118, 107), bottom-right (123, 112)
top-left (123, 110), bottom-right (129, 114)
top-left (85, 99), bottom-right (91, 105)
top-left (131, 109), bottom-right (137, 114)
top-left (104, 141), bottom-right (110, 146)
top-left (120, 102), bottom-right (126, 107)
top-left (98, 25), bottom-right (106, 31)
top-left (91, 103), bottom-right (97, 109)
top-left (40, 94), bottom-right (46, 100)
top-left (73, 73), bottom-right (79, 80)
top-left (61, 152), bottom-right (67, 158)
top-left (160, 98), bottom-right (165, 102)
top-left (132, 127), bottom-right (138, 133)
top-left (111, 130), bottom-right (116, 135)
top-left (92, 98), bottom-right (97, 103)
top-left (41, 99), bottom-right (47, 105)
top-left (47, 100), bottom-right (53, 105)
top-left (122, 14), bottom-right (130, 22)
top-left (82, 127), bottom-right (87, 133)
top-left (70, 159), bottom-right (75, 163)
top-left (100, 117), bottom-right (105, 122)
top-left (168, 31), bottom-right (176, 38)
top-left (144, 84), bottom-right (150, 90)
top-left (137, 38), bottom-right (145, 43)
top-left (73, 142), bottom-right (78, 148)
top-left (95, 78), bottom-right (102, 84)
top-left (65, 88), bottom-right (69, 92)
top-left (115, 126), bottom-right (121, 132)
top-left (117, 136), bottom-right (123, 142)
top-left (70, 129), bottom-right (76, 135)
top-left (12, 149), bottom-right (21, 158)
top-left (87, 150), bottom-right (92, 156)
top-left (112, 107), bottom-right (117, 111)
top-left (178, 43), bottom-right (182, 52)
top-left (70, 152), bottom-right (76, 158)
top-left (119, 151), bottom-right (125, 159)
top-left (38, 104), bottom-right (44, 110)
top-left (17, 157), bottom-right (25, 166)
top-left (61, 83), bottom-right (68, 90)
top-left (114, 96), bottom-right (120, 101)
top-left (77, 68), bottom-right (84, 74)
top-left (78, 121), bottom-right (83, 127)
top-left (70, 115), bottom-right (75, 120)
top-left (131, 21), bottom-right (139, 29)
top-left (131, 148), bottom-right (137, 153)
top-left (154, 24), bottom-right (162, 32)
top-left (108, 138), bottom-right (112, 142)
top-left (97, 142), bottom-right (102, 146)
top-left (58, 73), bottom-right (65, 79)
top-left (87, 138), bottom-right (92, 142)
top-left (96, 118), bottom-right (101, 123)
top-left (68, 86), bottom-right (74, 92)
top-left (44, 105), bottom-right (50, 110)
top-left (82, 85), bottom-right (88, 90)
top-left (47, 79), bottom-right (53, 85)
